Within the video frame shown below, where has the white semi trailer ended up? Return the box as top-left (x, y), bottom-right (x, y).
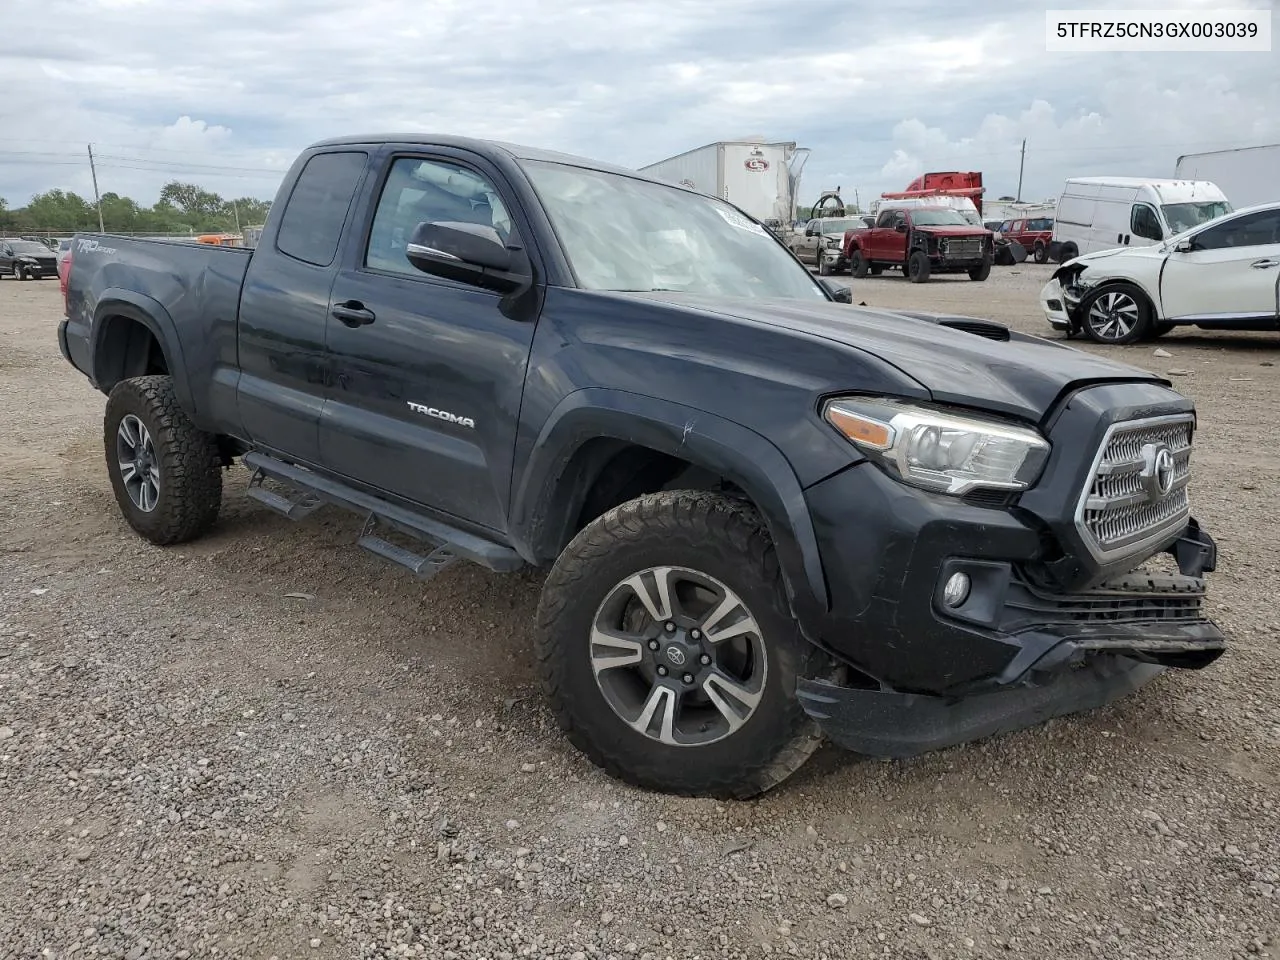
top-left (1175, 144), bottom-right (1280, 209)
top-left (638, 139), bottom-right (809, 228)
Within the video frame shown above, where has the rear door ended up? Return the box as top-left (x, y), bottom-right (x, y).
top-left (236, 149), bottom-right (370, 466)
top-left (319, 146), bottom-right (541, 531)
top-left (1160, 208), bottom-right (1280, 324)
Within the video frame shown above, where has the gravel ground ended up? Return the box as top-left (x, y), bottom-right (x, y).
top-left (0, 268), bottom-right (1277, 960)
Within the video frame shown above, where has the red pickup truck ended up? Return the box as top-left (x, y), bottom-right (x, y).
top-left (998, 217), bottom-right (1054, 263)
top-left (845, 205), bottom-right (994, 283)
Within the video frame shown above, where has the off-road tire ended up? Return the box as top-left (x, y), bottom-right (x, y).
top-left (850, 251), bottom-right (869, 279)
top-left (907, 250), bottom-right (931, 283)
top-left (104, 375), bottom-right (223, 545)
top-left (535, 490), bottom-right (824, 799)
top-left (968, 256), bottom-right (993, 281)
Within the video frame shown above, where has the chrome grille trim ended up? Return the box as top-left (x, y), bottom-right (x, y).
top-left (1074, 414), bottom-right (1194, 563)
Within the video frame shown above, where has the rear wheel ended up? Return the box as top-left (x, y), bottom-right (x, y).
top-left (1033, 242), bottom-right (1048, 264)
top-left (104, 376), bottom-right (224, 545)
top-left (907, 251), bottom-right (931, 283)
top-left (536, 491), bottom-right (823, 799)
top-left (850, 251), bottom-right (869, 279)
top-left (1080, 283), bottom-right (1152, 345)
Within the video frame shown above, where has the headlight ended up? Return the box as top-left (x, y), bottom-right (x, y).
top-left (823, 397), bottom-right (1050, 495)
top-left (823, 236), bottom-right (841, 248)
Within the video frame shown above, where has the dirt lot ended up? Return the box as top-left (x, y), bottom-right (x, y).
top-left (1, 268), bottom-right (1277, 960)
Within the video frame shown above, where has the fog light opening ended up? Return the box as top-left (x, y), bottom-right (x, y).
top-left (943, 572), bottom-right (971, 608)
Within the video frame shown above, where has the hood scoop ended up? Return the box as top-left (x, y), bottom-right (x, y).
top-left (892, 311), bottom-right (1011, 342)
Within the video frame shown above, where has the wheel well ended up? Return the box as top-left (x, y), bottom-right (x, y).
top-left (94, 315), bottom-right (169, 392)
top-left (537, 441), bottom-right (748, 560)
top-left (574, 444), bottom-right (744, 531)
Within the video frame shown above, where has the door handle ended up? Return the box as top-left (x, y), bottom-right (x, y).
top-left (332, 301), bottom-right (376, 327)
top-left (1250, 259), bottom-right (1280, 269)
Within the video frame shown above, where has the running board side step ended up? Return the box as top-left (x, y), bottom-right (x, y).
top-left (242, 452), bottom-right (523, 575)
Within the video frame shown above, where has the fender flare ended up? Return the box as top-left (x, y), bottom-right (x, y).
top-left (510, 388), bottom-right (830, 624)
top-left (92, 288), bottom-right (197, 417)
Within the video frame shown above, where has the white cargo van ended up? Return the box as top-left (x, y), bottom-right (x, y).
top-left (1049, 177), bottom-right (1231, 262)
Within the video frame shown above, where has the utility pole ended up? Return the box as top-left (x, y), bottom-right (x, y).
top-left (87, 144), bottom-right (105, 232)
top-left (1015, 138), bottom-right (1026, 203)
top-left (231, 199), bottom-right (242, 233)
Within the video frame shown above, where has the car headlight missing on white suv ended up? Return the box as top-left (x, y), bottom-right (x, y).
top-left (823, 397), bottom-right (1051, 495)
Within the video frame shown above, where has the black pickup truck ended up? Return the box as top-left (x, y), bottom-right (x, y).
top-left (58, 134), bottom-right (1223, 798)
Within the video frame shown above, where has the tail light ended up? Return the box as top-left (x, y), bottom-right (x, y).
top-left (60, 248), bottom-right (73, 311)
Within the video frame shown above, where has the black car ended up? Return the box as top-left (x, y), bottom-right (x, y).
top-left (1, 238), bottom-right (59, 280)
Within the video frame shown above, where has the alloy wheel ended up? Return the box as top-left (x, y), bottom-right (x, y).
top-left (116, 414), bottom-right (161, 512)
top-left (589, 565), bottom-right (767, 747)
top-left (1087, 291), bottom-right (1140, 341)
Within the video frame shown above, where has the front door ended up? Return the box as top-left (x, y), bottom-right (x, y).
top-left (1160, 208), bottom-right (1280, 324)
top-left (320, 148), bottom-right (541, 532)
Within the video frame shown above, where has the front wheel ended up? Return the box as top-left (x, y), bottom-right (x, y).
top-left (850, 251), bottom-right (869, 279)
top-left (535, 491), bottom-right (823, 799)
top-left (104, 376), bottom-right (224, 545)
top-left (817, 254), bottom-right (832, 276)
top-left (13, 264), bottom-right (27, 281)
top-left (1080, 284), bottom-right (1152, 344)
top-left (907, 250), bottom-right (931, 283)
top-left (968, 257), bottom-right (992, 281)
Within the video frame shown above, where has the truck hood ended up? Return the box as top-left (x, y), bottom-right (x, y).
top-left (624, 293), bottom-right (1166, 422)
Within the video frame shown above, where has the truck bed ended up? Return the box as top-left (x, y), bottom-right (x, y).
top-left (62, 235), bottom-right (253, 425)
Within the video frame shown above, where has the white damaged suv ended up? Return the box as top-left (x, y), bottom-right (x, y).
top-left (1041, 202), bottom-right (1280, 344)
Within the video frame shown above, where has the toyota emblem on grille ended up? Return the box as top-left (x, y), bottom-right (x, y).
top-left (1140, 443), bottom-right (1176, 501)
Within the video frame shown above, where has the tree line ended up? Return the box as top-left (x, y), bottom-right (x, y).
top-left (0, 182), bottom-right (273, 236)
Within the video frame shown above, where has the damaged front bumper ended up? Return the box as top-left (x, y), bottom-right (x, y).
top-left (797, 518), bottom-right (1223, 759)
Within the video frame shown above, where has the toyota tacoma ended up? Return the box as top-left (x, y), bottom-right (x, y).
top-left (57, 135), bottom-right (1223, 798)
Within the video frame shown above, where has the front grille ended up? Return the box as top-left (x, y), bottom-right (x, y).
top-left (1076, 415), bottom-right (1193, 561)
top-left (939, 238), bottom-right (983, 259)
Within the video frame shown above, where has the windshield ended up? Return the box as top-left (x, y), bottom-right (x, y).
top-left (522, 160), bottom-right (828, 301)
top-left (8, 241), bottom-right (51, 256)
top-left (819, 218), bottom-right (861, 234)
top-left (1162, 201), bottom-right (1232, 235)
top-left (910, 210), bottom-right (974, 227)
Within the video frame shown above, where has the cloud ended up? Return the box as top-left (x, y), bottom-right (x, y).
top-left (0, 0), bottom-right (1276, 215)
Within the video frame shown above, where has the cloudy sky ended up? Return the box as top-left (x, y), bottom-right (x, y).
top-left (2, 0), bottom-right (1277, 213)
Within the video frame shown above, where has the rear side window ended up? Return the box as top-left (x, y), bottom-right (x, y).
top-left (276, 151), bottom-right (368, 267)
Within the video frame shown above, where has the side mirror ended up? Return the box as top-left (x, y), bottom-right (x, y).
top-left (894, 221), bottom-right (908, 233)
top-left (405, 221), bottom-right (527, 293)
top-left (819, 278), bottom-right (852, 303)
top-left (1174, 238), bottom-right (1194, 253)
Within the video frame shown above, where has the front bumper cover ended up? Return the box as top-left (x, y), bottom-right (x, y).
top-left (797, 519), bottom-right (1222, 757)
top-left (799, 655), bottom-right (1164, 759)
